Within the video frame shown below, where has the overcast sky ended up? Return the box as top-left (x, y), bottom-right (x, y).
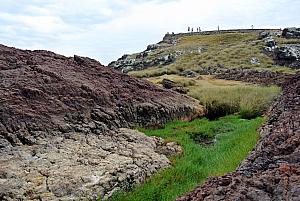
top-left (0, 0), bottom-right (299, 65)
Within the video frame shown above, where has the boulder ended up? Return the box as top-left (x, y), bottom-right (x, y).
top-left (180, 70), bottom-right (198, 78)
top-left (282, 27), bottom-right (300, 39)
top-left (162, 78), bottom-right (177, 89)
top-left (265, 37), bottom-right (277, 47)
top-left (250, 57), bottom-right (260, 65)
top-left (258, 31), bottom-right (270, 39)
top-left (161, 79), bottom-right (188, 94)
top-left (274, 45), bottom-right (300, 68)
top-left (146, 44), bottom-right (160, 51)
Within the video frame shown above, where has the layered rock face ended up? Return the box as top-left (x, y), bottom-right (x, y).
top-left (0, 44), bottom-right (203, 200)
top-left (177, 73), bottom-right (300, 201)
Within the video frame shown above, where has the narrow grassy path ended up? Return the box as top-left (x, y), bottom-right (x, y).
top-left (108, 115), bottom-right (264, 201)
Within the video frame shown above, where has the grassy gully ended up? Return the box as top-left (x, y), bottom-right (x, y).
top-left (109, 115), bottom-right (264, 201)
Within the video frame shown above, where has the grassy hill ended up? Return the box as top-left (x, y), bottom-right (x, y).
top-left (109, 30), bottom-right (299, 78)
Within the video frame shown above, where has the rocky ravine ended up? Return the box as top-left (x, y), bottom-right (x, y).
top-left (0, 44), bottom-right (204, 200)
top-left (177, 72), bottom-right (300, 201)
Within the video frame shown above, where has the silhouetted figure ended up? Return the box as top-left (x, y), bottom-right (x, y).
top-left (199, 27), bottom-right (201, 32)
top-left (191, 28), bottom-right (193, 32)
top-left (218, 25), bottom-right (220, 32)
top-left (188, 27), bottom-right (190, 32)
top-left (251, 25), bottom-right (254, 29)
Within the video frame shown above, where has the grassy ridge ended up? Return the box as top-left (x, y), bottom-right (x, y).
top-left (127, 32), bottom-right (300, 78)
top-left (108, 115), bottom-right (264, 201)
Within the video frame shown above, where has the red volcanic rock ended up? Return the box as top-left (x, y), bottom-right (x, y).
top-left (0, 44), bottom-right (203, 200)
top-left (0, 44), bottom-right (203, 145)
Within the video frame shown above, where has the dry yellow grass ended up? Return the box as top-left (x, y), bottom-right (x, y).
top-left (128, 32), bottom-right (298, 78)
top-left (145, 75), bottom-right (280, 119)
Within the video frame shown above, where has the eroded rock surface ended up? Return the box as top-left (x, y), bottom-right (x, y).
top-left (0, 44), bottom-right (203, 200)
top-left (0, 128), bottom-right (182, 200)
top-left (176, 73), bottom-right (300, 201)
top-left (282, 27), bottom-right (300, 39)
top-left (274, 45), bottom-right (300, 69)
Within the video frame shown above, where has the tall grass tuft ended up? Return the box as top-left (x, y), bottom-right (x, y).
top-left (189, 85), bottom-right (280, 119)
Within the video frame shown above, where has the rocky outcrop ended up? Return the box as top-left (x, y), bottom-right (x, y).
top-left (176, 72), bottom-right (300, 201)
top-left (108, 45), bottom-right (177, 73)
top-left (273, 45), bottom-right (300, 69)
top-left (259, 28), bottom-right (300, 69)
top-left (282, 27), bottom-right (300, 39)
top-left (0, 128), bottom-right (182, 200)
top-left (0, 44), bottom-right (204, 200)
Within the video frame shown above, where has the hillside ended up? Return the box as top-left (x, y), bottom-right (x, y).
top-left (109, 28), bottom-right (300, 78)
top-left (0, 44), bottom-right (203, 200)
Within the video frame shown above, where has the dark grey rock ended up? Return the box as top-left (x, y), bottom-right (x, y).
top-left (259, 31), bottom-right (270, 39)
top-left (180, 70), bottom-right (198, 78)
top-left (274, 45), bottom-right (300, 68)
top-left (265, 38), bottom-right (277, 47)
top-left (282, 27), bottom-right (300, 39)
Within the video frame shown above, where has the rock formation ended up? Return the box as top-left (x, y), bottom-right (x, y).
top-left (0, 44), bottom-right (204, 200)
top-left (273, 45), bottom-right (300, 69)
top-left (282, 27), bottom-right (300, 39)
top-left (176, 72), bottom-right (300, 201)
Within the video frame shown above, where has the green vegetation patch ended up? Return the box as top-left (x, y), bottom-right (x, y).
top-left (108, 115), bottom-right (264, 201)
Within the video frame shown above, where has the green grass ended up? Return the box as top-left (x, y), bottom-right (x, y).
top-left (108, 115), bottom-right (264, 201)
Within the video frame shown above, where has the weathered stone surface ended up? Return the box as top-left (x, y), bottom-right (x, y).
top-left (250, 57), bottom-right (260, 65)
top-left (0, 44), bottom-right (204, 200)
top-left (258, 31), bottom-right (270, 39)
top-left (0, 128), bottom-right (182, 200)
top-left (176, 73), bottom-right (300, 201)
top-left (265, 37), bottom-right (277, 48)
top-left (180, 70), bottom-right (198, 78)
top-left (273, 45), bottom-right (300, 69)
top-left (282, 27), bottom-right (300, 39)
top-left (108, 51), bottom-right (176, 73)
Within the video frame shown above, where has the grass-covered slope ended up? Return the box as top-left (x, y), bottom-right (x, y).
top-left (108, 115), bottom-right (264, 201)
top-left (121, 31), bottom-right (300, 78)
